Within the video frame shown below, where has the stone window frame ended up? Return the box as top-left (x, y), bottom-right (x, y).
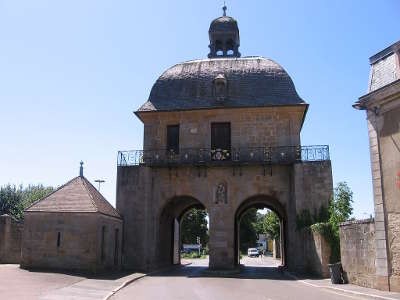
top-left (213, 74), bottom-right (228, 101)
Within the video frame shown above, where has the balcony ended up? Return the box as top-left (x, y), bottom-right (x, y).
top-left (117, 145), bottom-right (330, 167)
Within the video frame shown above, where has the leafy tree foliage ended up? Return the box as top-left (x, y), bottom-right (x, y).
top-left (311, 181), bottom-right (354, 263)
top-left (329, 182), bottom-right (354, 228)
top-left (239, 208), bottom-right (258, 252)
top-left (181, 208), bottom-right (209, 247)
top-left (0, 184), bottom-right (54, 220)
top-left (239, 208), bottom-right (281, 252)
top-left (262, 210), bottom-right (280, 240)
top-left (0, 185), bottom-right (24, 220)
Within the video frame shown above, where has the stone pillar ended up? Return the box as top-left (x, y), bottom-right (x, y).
top-left (273, 239), bottom-right (281, 259)
top-left (208, 207), bottom-right (235, 270)
top-left (173, 218), bottom-right (180, 265)
top-left (367, 111), bottom-right (390, 291)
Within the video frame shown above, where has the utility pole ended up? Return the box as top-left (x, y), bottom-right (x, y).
top-left (94, 179), bottom-right (105, 191)
top-left (197, 236), bottom-right (201, 256)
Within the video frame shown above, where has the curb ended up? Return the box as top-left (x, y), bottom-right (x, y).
top-left (103, 274), bottom-right (146, 300)
top-left (284, 271), bottom-right (399, 300)
top-left (103, 262), bottom-right (192, 300)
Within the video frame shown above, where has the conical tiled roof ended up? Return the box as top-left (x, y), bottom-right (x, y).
top-left (26, 176), bottom-right (121, 219)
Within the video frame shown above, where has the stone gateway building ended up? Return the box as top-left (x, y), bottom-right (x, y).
top-left (21, 165), bottom-right (123, 273)
top-left (117, 10), bottom-right (333, 273)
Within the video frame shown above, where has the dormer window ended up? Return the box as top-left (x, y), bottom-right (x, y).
top-left (214, 74), bottom-right (227, 101)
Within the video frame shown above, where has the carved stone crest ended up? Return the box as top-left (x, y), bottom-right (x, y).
top-left (215, 182), bottom-right (227, 204)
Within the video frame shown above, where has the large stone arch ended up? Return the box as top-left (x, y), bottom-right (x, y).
top-left (234, 195), bottom-right (287, 267)
top-left (157, 195), bottom-right (207, 268)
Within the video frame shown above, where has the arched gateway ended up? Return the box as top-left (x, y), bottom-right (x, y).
top-left (116, 8), bottom-right (333, 273)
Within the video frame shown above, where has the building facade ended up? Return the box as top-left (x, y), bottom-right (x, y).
top-left (21, 166), bottom-right (123, 273)
top-left (117, 10), bottom-right (333, 273)
top-left (348, 40), bottom-right (400, 291)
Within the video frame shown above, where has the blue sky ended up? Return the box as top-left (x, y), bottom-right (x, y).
top-left (0, 0), bottom-right (399, 218)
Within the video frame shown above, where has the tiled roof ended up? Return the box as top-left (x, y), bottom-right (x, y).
top-left (137, 56), bottom-right (306, 113)
top-left (26, 177), bottom-right (121, 219)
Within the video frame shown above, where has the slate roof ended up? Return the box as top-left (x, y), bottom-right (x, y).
top-left (137, 56), bottom-right (306, 113)
top-left (209, 16), bottom-right (239, 32)
top-left (25, 176), bottom-right (121, 219)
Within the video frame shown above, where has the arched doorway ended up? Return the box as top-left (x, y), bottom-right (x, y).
top-left (158, 196), bottom-right (207, 267)
top-left (234, 195), bottom-right (287, 268)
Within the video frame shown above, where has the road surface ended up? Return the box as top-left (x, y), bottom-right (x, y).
top-left (111, 257), bottom-right (372, 300)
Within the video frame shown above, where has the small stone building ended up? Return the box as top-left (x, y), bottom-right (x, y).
top-left (343, 40), bottom-right (400, 291)
top-left (21, 166), bottom-right (122, 273)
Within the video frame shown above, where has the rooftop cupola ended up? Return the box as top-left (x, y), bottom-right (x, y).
top-left (208, 4), bottom-right (240, 58)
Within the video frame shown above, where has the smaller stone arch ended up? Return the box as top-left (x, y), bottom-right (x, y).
top-left (157, 195), bottom-right (207, 268)
top-left (234, 195), bottom-right (287, 267)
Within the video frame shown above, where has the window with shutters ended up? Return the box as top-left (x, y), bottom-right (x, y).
top-left (167, 125), bottom-right (180, 154)
top-left (211, 122), bottom-right (231, 160)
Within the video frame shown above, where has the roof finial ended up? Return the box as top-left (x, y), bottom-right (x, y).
top-left (222, 1), bottom-right (227, 16)
top-left (79, 161), bottom-right (84, 177)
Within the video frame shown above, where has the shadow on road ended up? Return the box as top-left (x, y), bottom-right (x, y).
top-left (21, 266), bottom-right (133, 281)
top-left (148, 264), bottom-right (296, 281)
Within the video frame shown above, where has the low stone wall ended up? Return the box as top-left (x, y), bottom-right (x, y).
top-left (339, 219), bottom-right (376, 288)
top-left (0, 214), bottom-right (23, 263)
top-left (298, 228), bottom-right (331, 277)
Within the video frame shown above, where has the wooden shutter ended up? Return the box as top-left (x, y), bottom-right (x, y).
top-left (167, 125), bottom-right (180, 154)
top-left (211, 122), bottom-right (231, 150)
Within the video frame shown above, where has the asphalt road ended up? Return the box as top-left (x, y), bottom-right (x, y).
top-left (111, 259), bottom-right (372, 300)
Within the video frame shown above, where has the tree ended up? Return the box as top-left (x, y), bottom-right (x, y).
top-left (239, 208), bottom-right (258, 252)
top-left (329, 181), bottom-right (354, 228)
top-left (0, 184), bottom-right (54, 221)
top-left (311, 181), bottom-right (354, 263)
top-left (181, 208), bottom-right (209, 247)
top-left (262, 210), bottom-right (280, 240)
top-left (0, 185), bottom-right (24, 220)
top-left (21, 184), bottom-right (54, 208)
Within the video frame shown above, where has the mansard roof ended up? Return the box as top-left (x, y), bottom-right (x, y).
top-left (137, 56), bottom-right (306, 113)
top-left (25, 176), bottom-right (121, 219)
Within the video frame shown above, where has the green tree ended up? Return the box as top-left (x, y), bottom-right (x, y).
top-left (311, 181), bottom-right (354, 263)
top-left (329, 182), bottom-right (354, 228)
top-left (21, 184), bottom-right (54, 208)
top-left (0, 185), bottom-right (24, 220)
top-left (239, 208), bottom-right (258, 252)
top-left (0, 184), bottom-right (54, 221)
top-left (262, 210), bottom-right (280, 240)
top-left (181, 208), bottom-right (209, 247)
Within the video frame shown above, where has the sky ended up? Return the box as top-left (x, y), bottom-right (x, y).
top-left (0, 0), bottom-right (399, 219)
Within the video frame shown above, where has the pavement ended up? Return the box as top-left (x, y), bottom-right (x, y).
top-left (286, 275), bottom-right (400, 300)
top-left (111, 256), bottom-right (400, 300)
top-left (0, 264), bottom-right (144, 300)
top-left (4, 258), bottom-right (400, 300)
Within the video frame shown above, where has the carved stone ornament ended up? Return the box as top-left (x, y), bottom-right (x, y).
top-left (215, 182), bottom-right (227, 204)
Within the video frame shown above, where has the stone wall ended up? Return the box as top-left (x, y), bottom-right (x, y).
top-left (140, 106), bottom-right (305, 150)
top-left (117, 158), bottom-right (333, 273)
top-left (339, 219), bottom-right (376, 288)
top-left (21, 212), bottom-right (122, 273)
top-left (293, 161), bottom-right (333, 214)
top-left (0, 214), bottom-right (23, 264)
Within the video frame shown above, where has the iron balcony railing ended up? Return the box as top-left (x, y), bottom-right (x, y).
top-left (117, 145), bottom-right (330, 167)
